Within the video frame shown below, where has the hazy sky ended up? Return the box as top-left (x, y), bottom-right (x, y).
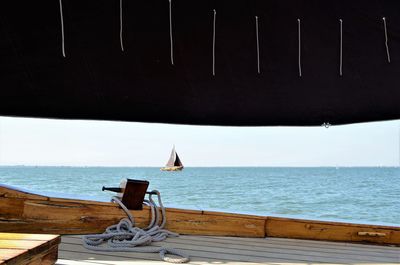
top-left (0, 116), bottom-right (398, 167)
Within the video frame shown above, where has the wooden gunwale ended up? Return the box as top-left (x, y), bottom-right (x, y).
top-left (0, 184), bottom-right (399, 246)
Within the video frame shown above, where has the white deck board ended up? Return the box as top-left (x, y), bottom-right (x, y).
top-left (57, 235), bottom-right (400, 265)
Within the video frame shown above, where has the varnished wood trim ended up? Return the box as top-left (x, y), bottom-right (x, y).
top-left (265, 216), bottom-right (400, 245)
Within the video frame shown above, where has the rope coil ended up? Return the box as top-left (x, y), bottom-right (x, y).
top-left (82, 191), bottom-right (189, 263)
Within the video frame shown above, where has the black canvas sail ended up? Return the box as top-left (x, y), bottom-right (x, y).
top-left (1, 0), bottom-right (400, 126)
top-left (174, 153), bottom-right (183, 167)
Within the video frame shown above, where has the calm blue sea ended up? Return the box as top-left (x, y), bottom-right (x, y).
top-left (0, 166), bottom-right (399, 225)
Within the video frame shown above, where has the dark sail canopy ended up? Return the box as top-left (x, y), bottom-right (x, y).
top-left (1, 0), bottom-right (400, 126)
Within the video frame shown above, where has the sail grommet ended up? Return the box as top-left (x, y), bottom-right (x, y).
top-left (297, 19), bottom-right (302, 77)
top-left (322, 122), bottom-right (331, 128)
top-left (382, 17), bottom-right (391, 63)
top-left (59, 0), bottom-right (66, 57)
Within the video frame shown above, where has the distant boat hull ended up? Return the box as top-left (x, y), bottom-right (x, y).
top-left (160, 166), bottom-right (184, 171)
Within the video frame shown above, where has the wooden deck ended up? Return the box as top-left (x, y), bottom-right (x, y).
top-left (57, 235), bottom-right (400, 265)
top-left (0, 233), bottom-right (60, 265)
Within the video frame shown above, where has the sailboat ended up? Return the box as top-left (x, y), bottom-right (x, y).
top-left (160, 146), bottom-right (184, 171)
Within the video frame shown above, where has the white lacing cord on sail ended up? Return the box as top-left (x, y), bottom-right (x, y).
top-left (212, 9), bottom-right (216, 76)
top-left (82, 190), bottom-right (190, 263)
top-left (382, 17), bottom-right (391, 63)
top-left (339, 19), bottom-right (343, 76)
top-left (120, 0), bottom-right (124, 52)
top-left (169, 0), bottom-right (174, 65)
top-left (255, 16), bottom-right (260, 74)
top-left (297, 19), bottom-right (301, 77)
top-left (59, 0), bottom-right (66, 57)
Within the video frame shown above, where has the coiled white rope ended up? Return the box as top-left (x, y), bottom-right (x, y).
top-left (297, 19), bottom-right (301, 77)
top-left (382, 17), bottom-right (390, 63)
top-left (169, 0), bottom-right (174, 65)
top-left (339, 19), bottom-right (343, 76)
top-left (255, 16), bottom-right (260, 74)
top-left (120, 0), bottom-right (124, 52)
top-left (83, 191), bottom-right (189, 263)
top-left (212, 9), bottom-right (216, 76)
top-left (59, 0), bottom-right (66, 57)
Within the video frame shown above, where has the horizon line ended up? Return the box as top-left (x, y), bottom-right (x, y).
top-left (0, 165), bottom-right (398, 168)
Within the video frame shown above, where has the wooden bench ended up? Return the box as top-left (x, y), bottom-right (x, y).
top-left (0, 233), bottom-right (60, 265)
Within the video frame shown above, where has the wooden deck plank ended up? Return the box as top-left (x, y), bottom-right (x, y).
top-left (58, 254), bottom-right (273, 265)
top-left (0, 240), bottom-right (47, 250)
top-left (59, 242), bottom-right (319, 264)
top-left (60, 240), bottom-right (398, 264)
top-left (59, 235), bottom-right (399, 265)
top-left (66, 234), bottom-right (400, 255)
top-left (0, 233), bottom-right (60, 265)
top-left (152, 239), bottom-right (399, 262)
top-left (0, 233), bottom-right (58, 241)
top-left (57, 249), bottom-right (399, 265)
top-left (66, 234), bottom-right (400, 252)
top-left (259, 236), bottom-right (400, 249)
top-left (57, 259), bottom-right (110, 265)
top-left (61, 236), bottom-right (399, 262)
top-left (202, 235), bottom-right (400, 253)
top-left (0, 249), bottom-right (28, 261)
top-left (165, 236), bottom-right (400, 257)
top-left (58, 249), bottom-right (316, 265)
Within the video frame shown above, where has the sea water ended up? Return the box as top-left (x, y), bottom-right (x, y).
top-left (0, 166), bottom-right (399, 225)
